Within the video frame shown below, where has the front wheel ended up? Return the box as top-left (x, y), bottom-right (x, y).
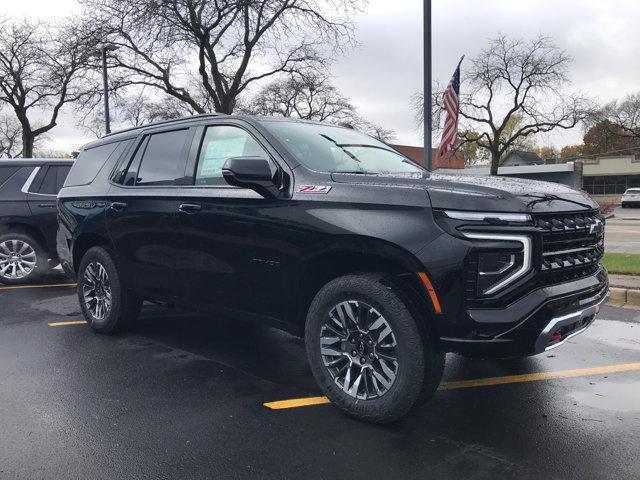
top-left (305, 273), bottom-right (444, 424)
top-left (77, 246), bottom-right (141, 333)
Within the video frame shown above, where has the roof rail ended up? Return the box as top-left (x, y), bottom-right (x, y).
top-left (103, 113), bottom-right (225, 138)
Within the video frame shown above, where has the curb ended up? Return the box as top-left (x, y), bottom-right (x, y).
top-left (608, 287), bottom-right (640, 310)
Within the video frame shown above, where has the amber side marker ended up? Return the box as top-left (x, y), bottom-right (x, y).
top-left (263, 362), bottom-right (640, 410)
top-left (0, 283), bottom-right (76, 291)
top-left (417, 272), bottom-right (442, 314)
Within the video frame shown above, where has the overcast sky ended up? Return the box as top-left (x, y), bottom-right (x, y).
top-left (3, 0), bottom-right (640, 153)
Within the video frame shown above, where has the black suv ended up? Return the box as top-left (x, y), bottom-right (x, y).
top-left (58, 115), bottom-right (608, 423)
top-left (0, 159), bottom-right (72, 284)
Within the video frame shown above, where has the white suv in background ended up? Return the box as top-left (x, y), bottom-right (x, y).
top-left (621, 188), bottom-right (640, 208)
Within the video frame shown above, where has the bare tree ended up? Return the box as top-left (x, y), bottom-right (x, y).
top-left (410, 89), bottom-right (443, 139)
top-left (602, 93), bottom-right (640, 139)
top-left (245, 74), bottom-right (354, 120)
top-left (0, 17), bottom-right (97, 157)
top-left (243, 73), bottom-right (395, 141)
top-left (433, 35), bottom-right (593, 175)
top-left (81, 0), bottom-right (362, 115)
top-left (80, 90), bottom-right (199, 137)
top-left (357, 122), bottom-right (395, 143)
top-left (0, 112), bottom-right (22, 158)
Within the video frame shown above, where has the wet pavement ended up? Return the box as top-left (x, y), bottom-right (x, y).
top-left (1, 272), bottom-right (640, 480)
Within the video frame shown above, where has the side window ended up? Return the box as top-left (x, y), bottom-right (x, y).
top-left (65, 142), bottom-right (121, 187)
top-left (30, 166), bottom-right (57, 195)
top-left (122, 137), bottom-right (148, 186)
top-left (134, 129), bottom-right (190, 186)
top-left (194, 125), bottom-right (271, 186)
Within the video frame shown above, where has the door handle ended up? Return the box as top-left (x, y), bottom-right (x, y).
top-left (179, 203), bottom-right (202, 214)
top-left (110, 201), bottom-right (128, 212)
top-left (38, 204), bottom-right (56, 208)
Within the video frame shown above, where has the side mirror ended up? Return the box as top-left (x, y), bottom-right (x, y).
top-left (222, 156), bottom-right (279, 198)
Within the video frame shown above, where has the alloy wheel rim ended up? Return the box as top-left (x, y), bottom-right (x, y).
top-left (82, 261), bottom-right (112, 320)
top-left (320, 300), bottom-right (398, 400)
top-left (0, 240), bottom-right (37, 280)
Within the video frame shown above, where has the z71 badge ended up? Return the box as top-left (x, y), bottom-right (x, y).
top-left (297, 185), bottom-right (332, 194)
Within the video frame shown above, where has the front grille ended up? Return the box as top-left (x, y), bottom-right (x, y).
top-left (535, 211), bottom-right (604, 285)
top-left (463, 210), bottom-right (605, 305)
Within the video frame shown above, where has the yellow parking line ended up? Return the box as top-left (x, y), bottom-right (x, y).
top-left (48, 320), bottom-right (87, 327)
top-left (264, 362), bottom-right (640, 410)
top-left (265, 396), bottom-right (331, 409)
top-left (0, 283), bottom-right (76, 291)
top-left (439, 362), bottom-right (640, 390)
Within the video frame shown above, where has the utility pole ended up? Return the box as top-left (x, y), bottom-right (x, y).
top-left (97, 44), bottom-right (119, 135)
top-left (424, 0), bottom-right (432, 170)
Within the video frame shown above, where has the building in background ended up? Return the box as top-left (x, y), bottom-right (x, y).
top-left (500, 150), bottom-right (545, 167)
top-left (581, 155), bottom-right (640, 203)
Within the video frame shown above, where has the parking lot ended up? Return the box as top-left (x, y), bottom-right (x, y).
top-left (1, 271), bottom-right (639, 480)
top-left (605, 207), bottom-right (640, 253)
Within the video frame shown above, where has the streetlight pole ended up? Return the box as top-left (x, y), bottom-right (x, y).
top-left (97, 44), bottom-right (119, 135)
top-left (424, 0), bottom-right (432, 171)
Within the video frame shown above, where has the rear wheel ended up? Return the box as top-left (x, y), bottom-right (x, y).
top-left (0, 232), bottom-right (47, 285)
top-left (77, 246), bottom-right (141, 333)
top-left (305, 273), bottom-right (444, 423)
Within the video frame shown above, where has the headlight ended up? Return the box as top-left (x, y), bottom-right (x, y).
top-left (464, 233), bottom-right (532, 295)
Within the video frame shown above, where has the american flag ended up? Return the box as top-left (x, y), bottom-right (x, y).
top-left (438, 59), bottom-right (462, 157)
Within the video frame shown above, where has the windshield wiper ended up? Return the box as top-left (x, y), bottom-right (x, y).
top-left (332, 171), bottom-right (378, 175)
top-left (521, 194), bottom-right (593, 210)
top-left (335, 143), bottom-right (394, 153)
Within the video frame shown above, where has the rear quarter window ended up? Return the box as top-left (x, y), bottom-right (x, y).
top-left (64, 141), bottom-right (124, 187)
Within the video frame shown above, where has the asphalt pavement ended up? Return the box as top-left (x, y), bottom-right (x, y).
top-left (605, 206), bottom-right (640, 253)
top-left (1, 272), bottom-right (640, 480)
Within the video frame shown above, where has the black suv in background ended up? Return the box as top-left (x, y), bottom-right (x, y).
top-left (58, 114), bottom-right (608, 423)
top-left (0, 159), bottom-right (72, 284)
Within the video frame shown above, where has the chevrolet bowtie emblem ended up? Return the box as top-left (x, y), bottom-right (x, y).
top-left (589, 219), bottom-right (603, 234)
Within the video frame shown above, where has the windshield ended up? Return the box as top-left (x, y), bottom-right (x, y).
top-left (261, 120), bottom-right (424, 174)
top-left (626, 189), bottom-right (640, 194)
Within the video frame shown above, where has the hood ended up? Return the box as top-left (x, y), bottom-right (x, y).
top-left (330, 172), bottom-right (599, 213)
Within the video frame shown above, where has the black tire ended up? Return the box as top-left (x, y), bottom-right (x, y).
top-left (0, 232), bottom-right (47, 285)
top-left (77, 246), bottom-right (141, 334)
top-left (305, 273), bottom-right (444, 424)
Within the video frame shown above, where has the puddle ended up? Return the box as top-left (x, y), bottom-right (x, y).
top-left (31, 296), bottom-right (81, 317)
top-left (586, 320), bottom-right (640, 350)
top-left (571, 382), bottom-right (640, 412)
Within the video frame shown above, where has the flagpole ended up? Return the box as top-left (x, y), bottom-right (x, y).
top-left (424, 0), bottom-right (432, 171)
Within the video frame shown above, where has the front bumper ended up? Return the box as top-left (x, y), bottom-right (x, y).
top-left (440, 267), bottom-right (609, 357)
top-left (532, 293), bottom-right (608, 354)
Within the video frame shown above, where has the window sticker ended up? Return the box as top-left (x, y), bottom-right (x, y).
top-left (200, 137), bottom-right (247, 177)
